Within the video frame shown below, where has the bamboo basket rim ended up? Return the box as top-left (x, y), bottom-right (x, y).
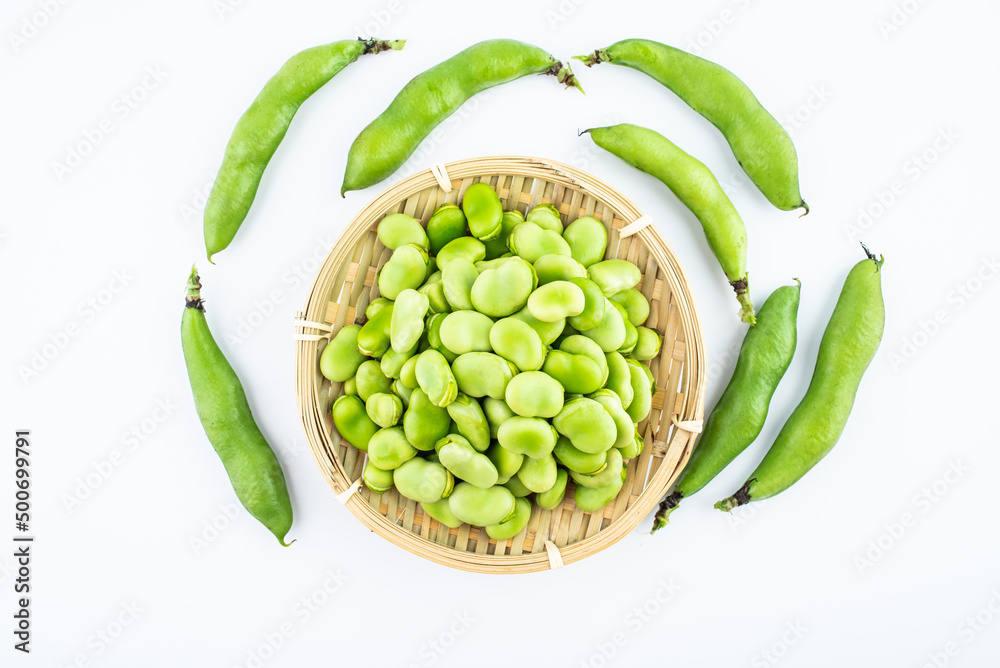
top-left (294, 156), bottom-right (706, 573)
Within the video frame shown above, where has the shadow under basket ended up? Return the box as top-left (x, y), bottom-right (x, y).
top-left (294, 156), bottom-right (706, 573)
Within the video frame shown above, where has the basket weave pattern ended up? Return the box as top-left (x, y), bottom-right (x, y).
top-left (295, 157), bottom-right (705, 573)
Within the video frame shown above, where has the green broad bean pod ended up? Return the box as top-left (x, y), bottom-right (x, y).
top-left (342, 39), bottom-right (582, 194)
top-left (653, 281), bottom-right (799, 530)
top-left (585, 123), bottom-right (756, 324)
top-left (181, 269), bottom-right (293, 545)
top-left (205, 39), bottom-right (404, 260)
top-left (717, 250), bottom-right (884, 511)
top-left (577, 39), bottom-right (807, 213)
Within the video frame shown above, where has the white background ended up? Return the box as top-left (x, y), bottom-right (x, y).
top-left (3, 0), bottom-right (999, 666)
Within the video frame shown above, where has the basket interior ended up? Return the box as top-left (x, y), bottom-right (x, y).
top-left (296, 158), bottom-right (704, 572)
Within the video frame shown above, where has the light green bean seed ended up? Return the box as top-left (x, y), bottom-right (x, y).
top-left (580, 298), bottom-right (626, 352)
top-left (400, 355), bottom-right (419, 388)
top-left (527, 281), bottom-right (585, 322)
top-left (437, 434), bottom-right (498, 489)
top-left (462, 182), bottom-right (504, 241)
top-left (484, 210), bottom-right (525, 259)
top-left (618, 428), bottom-right (644, 459)
top-left (403, 388), bottom-right (451, 451)
top-left (487, 441), bottom-right (524, 484)
top-left (421, 497), bottom-right (463, 528)
top-left (363, 460), bottom-right (394, 493)
top-left (483, 398), bottom-right (516, 438)
top-left (631, 327), bottom-right (662, 360)
top-left (554, 436), bottom-right (607, 474)
top-left (418, 280), bottom-right (450, 314)
top-left (613, 301), bottom-right (639, 354)
top-left (562, 216), bottom-right (608, 267)
top-left (560, 335), bottom-right (609, 383)
top-left (541, 350), bottom-right (604, 395)
top-left (365, 392), bottom-right (403, 428)
top-left (342, 376), bottom-right (358, 396)
top-left (320, 324), bottom-right (367, 382)
top-left (566, 277), bottom-right (606, 331)
top-left (535, 469), bottom-right (569, 510)
top-left (365, 297), bottom-right (392, 319)
top-left (390, 289), bottom-right (429, 353)
top-left (436, 236), bottom-right (485, 270)
top-left (415, 349), bottom-right (458, 407)
top-left (525, 203), bottom-right (564, 233)
top-left (451, 352), bottom-right (517, 399)
top-left (609, 288), bottom-right (650, 326)
top-left (441, 257), bottom-right (479, 311)
top-left (332, 395), bottom-right (379, 452)
top-left (504, 476), bottom-right (533, 498)
top-left (534, 254), bottom-right (588, 285)
top-left (425, 313), bottom-right (458, 363)
top-left (393, 457), bottom-right (453, 503)
top-left (446, 393), bottom-right (491, 452)
top-left (570, 447), bottom-right (623, 488)
top-left (504, 371), bottom-right (565, 418)
top-left (511, 306), bottom-right (565, 346)
top-left (357, 304), bottom-right (394, 357)
top-left (377, 243), bottom-right (428, 300)
top-left (377, 212), bottom-right (429, 250)
top-left (517, 453), bottom-right (558, 493)
top-left (485, 497), bottom-right (532, 540)
top-left (489, 317), bottom-right (545, 371)
top-left (625, 359), bottom-right (654, 423)
top-left (497, 416), bottom-right (559, 459)
top-left (574, 466), bottom-right (626, 512)
top-left (507, 222), bottom-right (572, 263)
top-left (588, 259), bottom-right (642, 297)
top-left (448, 482), bottom-right (516, 527)
top-left (381, 341), bottom-right (418, 379)
top-left (439, 311), bottom-right (494, 355)
top-left (427, 203), bottom-right (467, 255)
top-left (471, 256), bottom-right (535, 317)
top-left (355, 360), bottom-right (392, 402)
top-left (553, 397), bottom-right (617, 454)
top-left (367, 426), bottom-right (417, 470)
top-left (392, 379), bottom-right (412, 407)
top-left (590, 389), bottom-right (635, 451)
top-left (605, 352), bottom-right (634, 409)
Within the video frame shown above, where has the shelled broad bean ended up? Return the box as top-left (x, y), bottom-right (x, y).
top-left (323, 189), bottom-right (665, 534)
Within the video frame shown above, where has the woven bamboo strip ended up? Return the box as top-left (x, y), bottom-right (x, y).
top-left (294, 156), bottom-right (706, 573)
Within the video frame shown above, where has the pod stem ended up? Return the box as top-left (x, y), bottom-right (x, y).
top-left (798, 201), bottom-right (810, 217)
top-left (547, 62), bottom-right (585, 93)
top-left (730, 279), bottom-right (756, 325)
top-left (360, 38), bottom-right (406, 55)
top-left (715, 480), bottom-right (753, 512)
top-left (185, 265), bottom-right (204, 310)
top-left (651, 491), bottom-right (683, 533)
top-left (573, 49), bottom-right (609, 68)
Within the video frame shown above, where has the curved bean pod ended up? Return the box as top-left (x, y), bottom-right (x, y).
top-left (205, 39), bottom-right (404, 260)
top-left (576, 39), bottom-right (807, 213)
top-left (586, 123), bottom-right (756, 324)
top-left (181, 268), bottom-right (293, 544)
top-left (717, 249), bottom-right (884, 511)
top-left (653, 282), bottom-right (799, 530)
top-left (342, 39), bottom-right (582, 194)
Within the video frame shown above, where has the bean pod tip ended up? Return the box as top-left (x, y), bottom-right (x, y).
top-left (714, 479), bottom-right (753, 512)
top-left (359, 38), bottom-right (406, 55)
top-left (185, 265), bottom-right (204, 308)
top-left (547, 61), bottom-right (585, 94)
top-left (650, 491), bottom-right (683, 533)
top-left (572, 50), bottom-right (607, 69)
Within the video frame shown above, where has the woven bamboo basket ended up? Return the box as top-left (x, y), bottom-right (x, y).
top-left (294, 156), bottom-right (706, 573)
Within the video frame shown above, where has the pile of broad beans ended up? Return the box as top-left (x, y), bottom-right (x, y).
top-left (323, 183), bottom-right (662, 537)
